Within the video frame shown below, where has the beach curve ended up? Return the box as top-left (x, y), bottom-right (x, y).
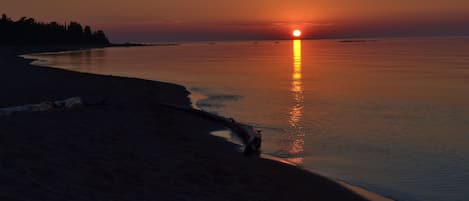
top-left (1, 45), bottom-right (371, 201)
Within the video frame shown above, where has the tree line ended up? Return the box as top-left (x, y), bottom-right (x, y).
top-left (0, 14), bottom-right (110, 45)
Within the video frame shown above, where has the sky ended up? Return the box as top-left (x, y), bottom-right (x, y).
top-left (2, 0), bottom-right (469, 42)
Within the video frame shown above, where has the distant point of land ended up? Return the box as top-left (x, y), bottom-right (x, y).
top-left (110, 43), bottom-right (180, 48)
top-left (338, 39), bottom-right (379, 43)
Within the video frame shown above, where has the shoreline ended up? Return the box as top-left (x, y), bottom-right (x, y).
top-left (2, 45), bottom-right (371, 201)
top-left (259, 154), bottom-right (395, 201)
top-left (21, 45), bottom-right (395, 200)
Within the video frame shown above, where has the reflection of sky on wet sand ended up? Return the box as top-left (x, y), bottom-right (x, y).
top-left (288, 40), bottom-right (305, 164)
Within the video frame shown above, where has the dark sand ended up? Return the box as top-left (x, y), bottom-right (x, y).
top-left (0, 46), bottom-right (369, 201)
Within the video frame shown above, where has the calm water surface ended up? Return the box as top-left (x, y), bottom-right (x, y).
top-left (29, 38), bottom-right (469, 201)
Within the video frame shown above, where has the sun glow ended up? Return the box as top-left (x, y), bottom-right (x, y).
top-left (293, 29), bottom-right (302, 38)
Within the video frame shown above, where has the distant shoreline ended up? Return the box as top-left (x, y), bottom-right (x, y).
top-left (110, 43), bottom-right (180, 47)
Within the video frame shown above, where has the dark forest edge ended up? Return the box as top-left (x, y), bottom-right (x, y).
top-left (0, 14), bottom-right (110, 46)
top-left (0, 14), bottom-right (180, 48)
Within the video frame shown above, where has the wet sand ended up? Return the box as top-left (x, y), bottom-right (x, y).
top-left (0, 46), bottom-right (369, 201)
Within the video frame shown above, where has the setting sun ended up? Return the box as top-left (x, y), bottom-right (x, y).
top-left (293, 29), bottom-right (302, 38)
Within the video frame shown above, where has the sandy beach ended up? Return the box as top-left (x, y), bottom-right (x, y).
top-left (0, 46), bottom-right (369, 201)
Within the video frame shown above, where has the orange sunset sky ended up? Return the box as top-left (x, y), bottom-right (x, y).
top-left (3, 0), bottom-right (469, 42)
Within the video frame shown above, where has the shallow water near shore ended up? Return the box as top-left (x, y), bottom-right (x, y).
top-left (25, 38), bottom-right (469, 201)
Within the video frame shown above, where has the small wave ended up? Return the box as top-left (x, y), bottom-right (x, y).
top-left (195, 93), bottom-right (243, 110)
top-left (268, 150), bottom-right (305, 159)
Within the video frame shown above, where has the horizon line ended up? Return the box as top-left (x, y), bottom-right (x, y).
top-left (121, 34), bottom-right (469, 44)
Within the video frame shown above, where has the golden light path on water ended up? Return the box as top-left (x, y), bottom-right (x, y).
top-left (288, 39), bottom-right (305, 164)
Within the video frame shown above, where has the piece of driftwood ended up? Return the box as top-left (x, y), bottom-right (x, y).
top-left (160, 104), bottom-right (262, 156)
top-left (0, 97), bottom-right (83, 116)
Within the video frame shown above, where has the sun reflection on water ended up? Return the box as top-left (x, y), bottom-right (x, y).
top-left (288, 40), bottom-right (305, 164)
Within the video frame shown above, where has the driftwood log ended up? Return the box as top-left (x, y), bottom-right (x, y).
top-left (160, 104), bottom-right (262, 156)
top-left (0, 97), bottom-right (82, 116)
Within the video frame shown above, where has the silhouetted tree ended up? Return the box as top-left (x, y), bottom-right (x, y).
top-left (1, 14), bottom-right (8, 21)
top-left (0, 14), bottom-right (110, 45)
top-left (92, 30), bottom-right (110, 44)
top-left (84, 26), bottom-right (92, 37)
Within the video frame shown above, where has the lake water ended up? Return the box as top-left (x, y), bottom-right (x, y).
top-left (28, 38), bottom-right (469, 201)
